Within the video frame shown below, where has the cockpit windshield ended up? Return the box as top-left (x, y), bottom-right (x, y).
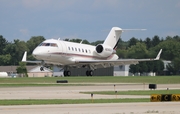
top-left (38, 43), bottom-right (58, 47)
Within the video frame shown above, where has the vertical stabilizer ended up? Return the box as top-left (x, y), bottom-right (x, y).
top-left (103, 27), bottom-right (122, 49)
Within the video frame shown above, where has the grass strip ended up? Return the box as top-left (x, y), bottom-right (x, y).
top-left (0, 83), bottom-right (94, 87)
top-left (0, 98), bottom-right (149, 105)
top-left (81, 89), bottom-right (180, 95)
top-left (0, 76), bottom-right (180, 85)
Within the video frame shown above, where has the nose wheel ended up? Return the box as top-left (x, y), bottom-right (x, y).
top-left (40, 67), bottom-right (44, 71)
top-left (86, 70), bottom-right (93, 76)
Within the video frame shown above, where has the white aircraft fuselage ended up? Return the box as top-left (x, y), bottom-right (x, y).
top-left (32, 39), bottom-right (118, 65)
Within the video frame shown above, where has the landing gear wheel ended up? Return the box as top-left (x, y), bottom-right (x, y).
top-left (86, 71), bottom-right (89, 76)
top-left (63, 70), bottom-right (71, 77)
top-left (40, 67), bottom-right (44, 71)
top-left (86, 70), bottom-right (93, 76)
top-left (89, 70), bottom-right (93, 76)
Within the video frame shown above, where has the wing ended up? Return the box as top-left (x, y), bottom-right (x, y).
top-left (22, 51), bottom-right (42, 63)
top-left (75, 49), bottom-right (162, 68)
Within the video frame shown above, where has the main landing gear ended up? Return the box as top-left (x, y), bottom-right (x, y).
top-left (63, 70), bottom-right (71, 77)
top-left (86, 70), bottom-right (93, 76)
top-left (63, 70), bottom-right (93, 76)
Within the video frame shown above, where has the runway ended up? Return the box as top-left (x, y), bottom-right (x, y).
top-left (0, 102), bottom-right (180, 114)
top-left (0, 84), bottom-right (179, 114)
top-left (0, 84), bottom-right (179, 99)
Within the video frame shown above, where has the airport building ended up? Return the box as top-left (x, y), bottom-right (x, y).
top-left (0, 66), bottom-right (52, 77)
top-left (0, 60), bottom-right (171, 77)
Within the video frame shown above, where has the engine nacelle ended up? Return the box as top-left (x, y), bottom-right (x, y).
top-left (95, 44), bottom-right (115, 57)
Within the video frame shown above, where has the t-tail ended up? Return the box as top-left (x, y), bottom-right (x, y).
top-left (103, 27), bottom-right (123, 49)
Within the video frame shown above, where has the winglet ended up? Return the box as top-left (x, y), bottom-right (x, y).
top-left (22, 51), bottom-right (27, 62)
top-left (155, 49), bottom-right (162, 60)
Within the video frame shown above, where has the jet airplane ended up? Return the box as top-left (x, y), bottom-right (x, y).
top-left (22, 27), bottom-right (162, 76)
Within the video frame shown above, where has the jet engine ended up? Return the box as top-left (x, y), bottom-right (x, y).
top-left (95, 44), bottom-right (115, 57)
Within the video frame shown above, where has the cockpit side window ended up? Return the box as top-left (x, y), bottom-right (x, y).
top-left (38, 43), bottom-right (43, 46)
top-left (45, 43), bottom-right (50, 46)
top-left (42, 43), bottom-right (47, 46)
top-left (51, 43), bottom-right (58, 47)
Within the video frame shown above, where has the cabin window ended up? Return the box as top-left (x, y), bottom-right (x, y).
top-left (75, 48), bottom-right (77, 51)
top-left (82, 49), bottom-right (84, 52)
top-left (79, 48), bottom-right (81, 52)
top-left (85, 49), bottom-right (87, 53)
top-left (68, 47), bottom-right (70, 50)
top-left (72, 47), bottom-right (74, 51)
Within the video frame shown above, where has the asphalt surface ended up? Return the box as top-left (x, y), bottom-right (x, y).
top-left (0, 102), bottom-right (180, 114)
top-left (0, 84), bottom-right (179, 114)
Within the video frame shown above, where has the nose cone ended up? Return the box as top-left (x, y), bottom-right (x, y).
top-left (32, 48), bottom-right (42, 58)
top-left (32, 49), bottom-right (38, 58)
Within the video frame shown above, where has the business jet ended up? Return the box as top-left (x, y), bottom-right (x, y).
top-left (22, 27), bottom-right (162, 76)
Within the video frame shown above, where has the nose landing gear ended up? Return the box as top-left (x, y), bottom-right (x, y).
top-left (40, 67), bottom-right (44, 71)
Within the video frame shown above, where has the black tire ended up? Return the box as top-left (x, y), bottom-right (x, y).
top-left (40, 67), bottom-right (44, 71)
top-left (86, 71), bottom-right (89, 76)
top-left (63, 71), bottom-right (67, 76)
top-left (89, 70), bottom-right (93, 76)
top-left (67, 71), bottom-right (71, 76)
top-left (86, 70), bottom-right (93, 76)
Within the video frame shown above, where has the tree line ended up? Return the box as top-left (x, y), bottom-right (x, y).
top-left (0, 34), bottom-right (180, 75)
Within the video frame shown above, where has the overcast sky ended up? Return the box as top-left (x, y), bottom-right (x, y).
top-left (0, 0), bottom-right (180, 42)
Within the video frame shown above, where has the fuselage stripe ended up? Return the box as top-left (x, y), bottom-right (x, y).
top-left (51, 52), bottom-right (114, 60)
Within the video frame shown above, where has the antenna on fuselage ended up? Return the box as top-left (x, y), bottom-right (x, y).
top-left (58, 37), bottom-right (61, 40)
top-left (80, 40), bottom-right (83, 44)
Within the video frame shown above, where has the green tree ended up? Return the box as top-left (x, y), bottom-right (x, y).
top-left (152, 35), bottom-right (161, 47)
top-left (16, 62), bottom-right (28, 77)
top-left (116, 49), bottom-right (127, 58)
top-left (82, 39), bottom-right (90, 44)
top-left (0, 35), bottom-right (8, 55)
top-left (91, 40), bottom-right (104, 46)
top-left (167, 58), bottom-right (180, 75)
top-left (144, 37), bottom-right (152, 49)
top-left (151, 40), bottom-right (180, 60)
top-left (152, 60), bottom-right (164, 75)
top-left (69, 39), bottom-right (82, 43)
top-left (129, 64), bottom-right (139, 75)
top-left (127, 42), bottom-right (148, 59)
top-left (128, 37), bottom-right (139, 47)
top-left (12, 40), bottom-right (29, 65)
top-left (26, 36), bottom-right (45, 54)
top-left (146, 61), bottom-right (154, 73)
top-left (138, 62), bottom-right (148, 75)
top-left (173, 35), bottom-right (180, 41)
top-left (0, 54), bottom-right (11, 65)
